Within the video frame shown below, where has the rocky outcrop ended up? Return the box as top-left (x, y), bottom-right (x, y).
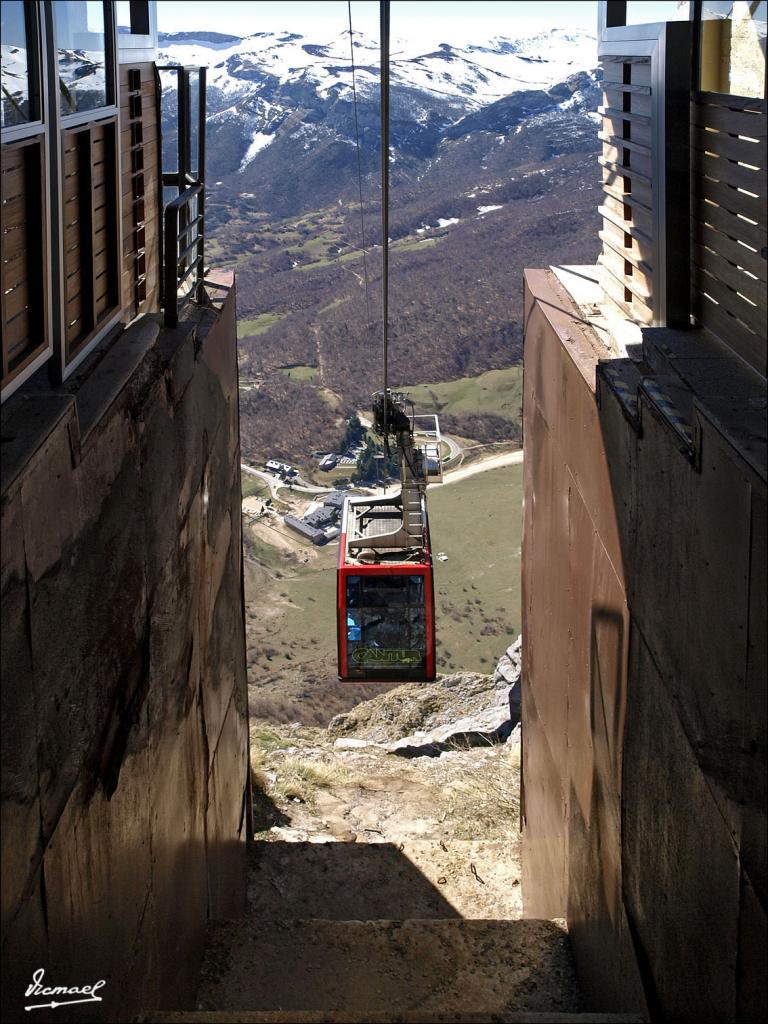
top-left (388, 704), bottom-right (515, 757)
top-left (327, 638), bottom-right (523, 757)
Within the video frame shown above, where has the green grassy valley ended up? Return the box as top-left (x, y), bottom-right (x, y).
top-left (242, 461), bottom-right (522, 724)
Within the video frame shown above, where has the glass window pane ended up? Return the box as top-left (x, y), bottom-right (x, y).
top-left (624, 1), bottom-right (691, 24)
top-left (54, 1), bottom-right (108, 116)
top-left (1, 1), bottom-right (32, 127)
top-left (189, 71), bottom-right (200, 179)
top-left (116, 2), bottom-right (150, 36)
top-left (345, 572), bottom-right (427, 671)
top-left (115, 2), bottom-right (132, 34)
top-left (700, 1), bottom-right (767, 98)
top-left (159, 68), bottom-right (179, 181)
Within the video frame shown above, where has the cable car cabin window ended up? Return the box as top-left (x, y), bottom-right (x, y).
top-left (345, 575), bottom-right (427, 675)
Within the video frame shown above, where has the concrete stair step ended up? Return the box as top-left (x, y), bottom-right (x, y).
top-left (192, 917), bottom-right (585, 1015)
top-left (247, 840), bottom-right (523, 921)
top-left (140, 1011), bottom-right (646, 1023)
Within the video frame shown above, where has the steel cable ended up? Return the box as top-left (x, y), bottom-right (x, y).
top-left (347, 1), bottom-right (372, 331)
top-left (379, 0), bottom-right (391, 446)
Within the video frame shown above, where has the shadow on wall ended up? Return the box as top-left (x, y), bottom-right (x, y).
top-left (593, 332), bottom-right (767, 1022)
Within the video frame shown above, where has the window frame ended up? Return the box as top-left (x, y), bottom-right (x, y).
top-left (0, 1), bottom-right (54, 403)
top-left (116, 1), bottom-right (157, 63)
top-left (45, 0), bottom-right (123, 382)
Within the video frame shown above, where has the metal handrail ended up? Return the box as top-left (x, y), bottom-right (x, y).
top-left (163, 183), bottom-right (203, 327)
top-left (159, 65), bottom-right (206, 328)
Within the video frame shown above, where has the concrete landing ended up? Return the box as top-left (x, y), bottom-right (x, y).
top-left (194, 917), bottom-right (583, 1015)
top-left (247, 839), bottom-right (523, 921)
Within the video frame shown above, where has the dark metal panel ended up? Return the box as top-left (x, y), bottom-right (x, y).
top-left (623, 626), bottom-right (740, 1024)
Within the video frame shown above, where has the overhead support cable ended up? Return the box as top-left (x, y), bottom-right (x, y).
top-left (379, 0), bottom-right (391, 447)
top-left (347, 1), bottom-right (372, 331)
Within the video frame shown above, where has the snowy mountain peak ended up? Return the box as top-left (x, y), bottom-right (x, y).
top-left (158, 26), bottom-right (596, 109)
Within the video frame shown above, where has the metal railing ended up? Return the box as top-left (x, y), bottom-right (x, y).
top-left (163, 183), bottom-right (204, 327)
top-left (158, 65), bottom-right (206, 327)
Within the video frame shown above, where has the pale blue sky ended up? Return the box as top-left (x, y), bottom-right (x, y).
top-left (157, 1), bottom-right (692, 45)
top-left (157, 1), bottom-right (598, 42)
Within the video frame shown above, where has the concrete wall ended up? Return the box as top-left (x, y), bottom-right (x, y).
top-left (521, 268), bottom-right (767, 1022)
top-left (0, 278), bottom-right (249, 1022)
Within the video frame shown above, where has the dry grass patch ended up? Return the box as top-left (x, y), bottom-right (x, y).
top-left (272, 756), bottom-right (357, 805)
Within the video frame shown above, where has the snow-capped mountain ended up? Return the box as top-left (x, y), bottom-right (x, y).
top-left (156, 27), bottom-right (598, 216)
top-left (158, 27), bottom-right (595, 108)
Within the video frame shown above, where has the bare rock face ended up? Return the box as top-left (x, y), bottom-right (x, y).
top-left (327, 637), bottom-right (523, 754)
top-left (387, 703), bottom-right (515, 757)
top-left (494, 635), bottom-right (522, 686)
top-left (328, 672), bottom-right (496, 744)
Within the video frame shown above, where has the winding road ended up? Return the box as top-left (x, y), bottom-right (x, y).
top-left (241, 446), bottom-right (523, 503)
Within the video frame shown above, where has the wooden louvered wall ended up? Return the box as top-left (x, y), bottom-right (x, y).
top-left (598, 23), bottom-right (692, 330)
top-left (598, 55), bottom-right (656, 325)
top-left (691, 92), bottom-right (767, 378)
top-left (0, 137), bottom-right (48, 390)
top-left (61, 118), bottom-right (120, 364)
top-left (119, 63), bottom-right (161, 323)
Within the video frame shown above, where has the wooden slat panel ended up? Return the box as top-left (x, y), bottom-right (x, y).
top-left (65, 269), bottom-right (82, 302)
top-left (599, 132), bottom-right (652, 157)
top-left (600, 106), bottom-right (652, 126)
top-left (65, 316), bottom-right (84, 346)
top-left (603, 193), bottom-right (654, 236)
top-left (1, 145), bottom-right (25, 176)
top-left (93, 249), bottom-right (109, 278)
top-left (603, 82), bottom-right (651, 95)
top-left (599, 229), bottom-right (654, 275)
top-left (602, 175), bottom-right (653, 212)
top-left (62, 195), bottom-right (81, 232)
top-left (121, 102), bottom-right (158, 131)
top-left (0, 162), bottom-right (25, 201)
top-left (92, 159), bottom-right (108, 189)
top-left (1, 193), bottom-right (26, 225)
top-left (599, 220), bottom-right (654, 265)
top-left (599, 202), bottom-right (653, 242)
top-left (602, 58), bottom-right (652, 87)
top-left (696, 198), bottom-right (766, 252)
top-left (92, 181), bottom-right (107, 211)
top-left (4, 309), bottom-right (31, 358)
top-left (4, 283), bottom-right (30, 321)
top-left (692, 218), bottom-right (766, 282)
top-left (62, 173), bottom-right (81, 203)
top-left (694, 244), bottom-right (766, 312)
top-left (63, 146), bottom-right (80, 176)
top-left (602, 114), bottom-right (652, 148)
top-left (601, 264), bottom-right (655, 324)
top-left (1, 251), bottom-right (29, 293)
top-left (699, 175), bottom-right (765, 223)
top-left (601, 141), bottom-right (652, 178)
top-left (120, 145), bottom-right (158, 179)
top-left (95, 292), bottom-right (112, 320)
top-left (599, 248), bottom-right (653, 301)
top-left (694, 291), bottom-right (766, 375)
top-left (695, 90), bottom-right (767, 113)
top-left (2, 135), bottom-right (48, 387)
top-left (693, 268), bottom-right (767, 335)
top-left (599, 154), bottom-right (652, 186)
top-left (64, 215), bottom-right (83, 249)
top-left (692, 126), bottom-right (766, 168)
top-left (1, 223), bottom-right (28, 263)
top-left (691, 100), bottom-right (767, 139)
top-left (695, 150), bottom-right (765, 193)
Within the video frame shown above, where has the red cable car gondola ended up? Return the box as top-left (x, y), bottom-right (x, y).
top-left (337, 392), bottom-right (441, 682)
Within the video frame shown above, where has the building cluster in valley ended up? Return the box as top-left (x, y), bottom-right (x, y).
top-left (283, 490), bottom-right (347, 545)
